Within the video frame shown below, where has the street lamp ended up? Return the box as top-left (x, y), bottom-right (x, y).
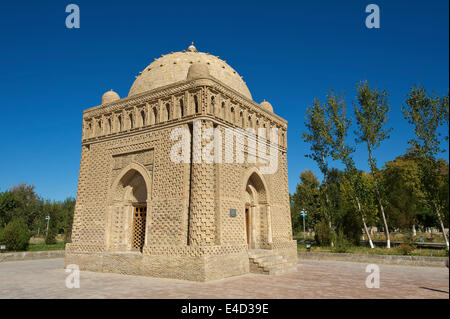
top-left (45, 215), bottom-right (50, 237)
top-left (300, 210), bottom-right (307, 240)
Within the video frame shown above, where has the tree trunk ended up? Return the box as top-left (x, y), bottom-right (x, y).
top-left (412, 224), bottom-right (417, 237)
top-left (368, 147), bottom-right (391, 249)
top-left (377, 195), bottom-right (391, 248)
top-left (435, 205), bottom-right (449, 250)
top-left (322, 153), bottom-right (334, 247)
top-left (356, 197), bottom-right (374, 249)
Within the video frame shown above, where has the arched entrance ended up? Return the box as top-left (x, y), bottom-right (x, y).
top-left (107, 163), bottom-right (152, 252)
top-left (243, 169), bottom-right (272, 249)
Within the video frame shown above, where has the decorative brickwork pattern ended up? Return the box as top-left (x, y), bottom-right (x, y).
top-left (66, 45), bottom-right (296, 281)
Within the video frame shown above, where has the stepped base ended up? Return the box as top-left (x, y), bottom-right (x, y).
top-left (248, 249), bottom-right (298, 275)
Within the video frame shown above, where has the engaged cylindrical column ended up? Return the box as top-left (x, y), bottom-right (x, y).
top-left (188, 120), bottom-right (216, 246)
top-left (267, 205), bottom-right (273, 244)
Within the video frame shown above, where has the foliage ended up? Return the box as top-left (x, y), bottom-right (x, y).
top-left (332, 231), bottom-right (351, 253)
top-left (354, 81), bottom-right (392, 157)
top-left (302, 98), bottom-right (332, 176)
top-left (296, 83), bottom-right (449, 251)
top-left (291, 170), bottom-right (321, 234)
top-left (63, 198), bottom-right (76, 243)
top-left (338, 205), bottom-right (363, 246)
top-left (402, 85), bottom-right (449, 247)
top-left (0, 191), bottom-right (18, 228)
top-left (302, 98), bottom-right (336, 232)
top-left (396, 244), bottom-right (414, 256)
top-left (314, 219), bottom-right (333, 246)
top-left (382, 154), bottom-right (424, 230)
top-left (10, 184), bottom-right (42, 232)
top-left (0, 218), bottom-right (31, 251)
top-left (44, 201), bottom-right (58, 245)
top-left (0, 184), bottom-right (75, 250)
top-left (354, 80), bottom-right (392, 247)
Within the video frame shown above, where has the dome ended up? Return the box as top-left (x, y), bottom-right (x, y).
top-left (102, 90), bottom-right (120, 104)
top-left (186, 62), bottom-right (210, 80)
top-left (260, 100), bottom-right (273, 113)
top-left (128, 43), bottom-right (252, 99)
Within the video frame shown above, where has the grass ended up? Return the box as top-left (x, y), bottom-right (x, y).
top-left (27, 241), bottom-right (66, 252)
top-left (293, 233), bottom-right (447, 243)
top-left (297, 243), bottom-right (448, 257)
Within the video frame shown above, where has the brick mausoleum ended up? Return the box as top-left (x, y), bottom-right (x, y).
top-left (65, 43), bottom-right (297, 281)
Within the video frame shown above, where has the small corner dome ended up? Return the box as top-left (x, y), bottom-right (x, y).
top-left (186, 62), bottom-right (210, 80)
top-left (102, 90), bottom-right (120, 104)
top-left (260, 100), bottom-right (273, 112)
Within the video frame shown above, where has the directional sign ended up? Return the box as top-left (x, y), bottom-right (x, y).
top-left (300, 211), bottom-right (307, 217)
top-left (45, 216), bottom-right (50, 220)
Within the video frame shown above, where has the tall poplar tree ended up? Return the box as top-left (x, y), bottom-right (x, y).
top-left (402, 85), bottom-right (449, 249)
top-left (302, 98), bottom-right (335, 244)
top-left (354, 81), bottom-right (392, 248)
top-left (325, 90), bottom-right (375, 248)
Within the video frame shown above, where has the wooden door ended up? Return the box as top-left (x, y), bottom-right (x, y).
top-left (132, 206), bottom-right (147, 252)
top-left (245, 205), bottom-right (250, 246)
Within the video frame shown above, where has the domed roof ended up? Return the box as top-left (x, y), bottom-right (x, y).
top-left (260, 100), bottom-right (273, 113)
top-left (187, 62), bottom-right (210, 80)
top-left (102, 89), bottom-right (120, 104)
top-left (128, 43), bottom-right (252, 100)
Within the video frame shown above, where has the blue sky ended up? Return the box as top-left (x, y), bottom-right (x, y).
top-left (0, 0), bottom-right (448, 201)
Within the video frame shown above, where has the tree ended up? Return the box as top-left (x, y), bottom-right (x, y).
top-left (354, 81), bottom-right (393, 248)
top-left (44, 201), bottom-right (58, 245)
top-left (325, 90), bottom-right (375, 248)
top-left (402, 85), bottom-right (449, 249)
top-left (0, 191), bottom-right (18, 228)
top-left (302, 98), bottom-right (336, 244)
top-left (10, 184), bottom-right (42, 233)
top-left (63, 197), bottom-right (76, 243)
top-left (0, 218), bottom-right (31, 251)
top-left (291, 170), bottom-right (321, 234)
top-left (382, 154), bottom-right (424, 233)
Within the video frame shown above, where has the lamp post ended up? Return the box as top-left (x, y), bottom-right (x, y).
top-left (300, 210), bottom-right (307, 240)
top-left (45, 215), bottom-right (50, 237)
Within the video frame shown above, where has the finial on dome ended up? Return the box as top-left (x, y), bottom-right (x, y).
top-left (187, 42), bottom-right (198, 52)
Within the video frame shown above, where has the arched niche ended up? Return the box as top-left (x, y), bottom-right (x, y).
top-left (106, 162), bottom-right (152, 252)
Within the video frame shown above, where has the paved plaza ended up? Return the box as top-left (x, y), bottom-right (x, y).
top-left (0, 258), bottom-right (448, 299)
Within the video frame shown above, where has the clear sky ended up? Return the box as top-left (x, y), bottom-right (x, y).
top-left (0, 0), bottom-right (448, 201)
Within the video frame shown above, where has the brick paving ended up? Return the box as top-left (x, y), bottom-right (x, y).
top-left (0, 258), bottom-right (448, 299)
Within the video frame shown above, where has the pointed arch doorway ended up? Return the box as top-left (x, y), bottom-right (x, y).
top-left (107, 162), bottom-right (152, 253)
top-left (243, 169), bottom-right (272, 249)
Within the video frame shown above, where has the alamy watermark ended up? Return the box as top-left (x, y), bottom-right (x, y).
top-left (365, 4), bottom-right (380, 29)
top-left (365, 264), bottom-right (380, 288)
top-left (65, 4), bottom-right (80, 29)
top-left (170, 120), bottom-right (281, 174)
top-left (65, 264), bottom-right (80, 288)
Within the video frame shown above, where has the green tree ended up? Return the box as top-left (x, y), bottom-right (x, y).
top-left (291, 170), bottom-right (321, 235)
top-left (0, 191), bottom-right (18, 228)
top-left (325, 90), bottom-right (375, 248)
top-left (302, 98), bottom-right (335, 244)
top-left (354, 81), bottom-right (393, 248)
top-left (62, 197), bottom-right (76, 243)
top-left (382, 154), bottom-right (424, 233)
top-left (10, 184), bottom-right (42, 233)
top-left (0, 218), bottom-right (31, 251)
top-left (402, 85), bottom-right (449, 249)
top-left (44, 201), bottom-right (58, 245)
